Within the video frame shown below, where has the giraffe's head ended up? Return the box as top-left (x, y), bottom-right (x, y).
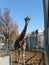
top-left (24, 16), bottom-right (30, 25)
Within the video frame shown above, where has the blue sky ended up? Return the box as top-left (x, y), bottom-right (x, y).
top-left (0, 0), bottom-right (44, 33)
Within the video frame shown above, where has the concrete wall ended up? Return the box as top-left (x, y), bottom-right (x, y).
top-left (0, 55), bottom-right (11, 65)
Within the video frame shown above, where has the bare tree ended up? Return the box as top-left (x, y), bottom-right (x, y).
top-left (0, 8), bottom-right (19, 50)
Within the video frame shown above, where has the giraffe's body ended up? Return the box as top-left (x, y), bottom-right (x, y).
top-left (14, 17), bottom-right (30, 64)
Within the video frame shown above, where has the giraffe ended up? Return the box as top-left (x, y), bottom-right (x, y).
top-left (14, 16), bottom-right (30, 63)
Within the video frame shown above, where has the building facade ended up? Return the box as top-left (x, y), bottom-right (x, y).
top-left (26, 30), bottom-right (45, 51)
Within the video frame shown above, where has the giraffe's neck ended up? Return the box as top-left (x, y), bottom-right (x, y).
top-left (14, 23), bottom-right (28, 49)
top-left (18, 23), bottom-right (28, 41)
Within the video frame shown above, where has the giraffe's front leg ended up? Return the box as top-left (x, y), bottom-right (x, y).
top-left (23, 49), bottom-right (25, 65)
top-left (23, 42), bottom-right (26, 65)
top-left (18, 48), bottom-right (21, 63)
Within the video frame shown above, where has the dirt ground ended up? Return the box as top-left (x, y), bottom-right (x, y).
top-left (0, 50), bottom-right (48, 65)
